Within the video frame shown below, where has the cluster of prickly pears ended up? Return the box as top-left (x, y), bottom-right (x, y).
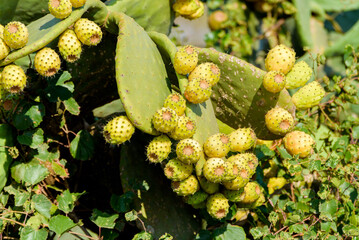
top-left (48, 0), bottom-right (87, 19)
top-left (172, 0), bottom-right (205, 20)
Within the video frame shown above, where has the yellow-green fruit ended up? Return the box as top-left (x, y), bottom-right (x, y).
top-left (250, 192), bottom-right (266, 208)
top-left (184, 78), bottom-right (212, 104)
top-left (74, 18), bottom-right (103, 46)
top-left (233, 208), bottom-right (249, 222)
top-left (292, 81), bottom-right (325, 109)
top-left (283, 131), bottom-right (315, 158)
top-left (182, 1), bottom-right (204, 20)
top-left (263, 71), bottom-right (286, 93)
top-left (0, 65), bottom-right (27, 93)
top-left (173, 0), bottom-right (201, 15)
top-left (103, 116), bottom-right (135, 145)
top-left (146, 135), bottom-right (172, 163)
top-left (152, 107), bottom-right (178, 133)
top-left (169, 115), bottom-right (196, 140)
top-left (48, 0), bottom-right (72, 19)
top-left (223, 174), bottom-right (249, 191)
top-left (223, 189), bottom-right (244, 202)
top-left (173, 45), bottom-right (198, 75)
top-left (176, 138), bottom-right (203, 164)
top-left (184, 190), bottom-right (208, 205)
top-left (0, 38), bottom-right (10, 61)
top-left (34, 48), bottom-right (61, 77)
top-left (238, 182), bottom-right (261, 204)
top-left (70, 0), bottom-right (86, 8)
top-left (3, 21), bottom-right (28, 49)
top-left (206, 193), bottom-right (229, 219)
top-left (203, 133), bottom-right (230, 158)
top-left (267, 177), bottom-right (287, 194)
top-left (171, 175), bottom-right (200, 196)
top-left (208, 10), bottom-right (228, 30)
top-left (265, 44), bottom-right (296, 74)
top-left (164, 159), bottom-right (193, 181)
top-left (188, 62), bottom-right (221, 86)
top-left (163, 92), bottom-right (186, 116)
top-left (203, 158), bottom-right (235, 183)
top-left (265, 107), bottom-right (294, 136)
top-left (228, 153), bottom-right (258, 178)
top-left (198, 176), bottom-right (219, 194)
top-left (58, 29), bottom-right (82, 63)
top-left (285, 61), bottom-right (313, 89)
top-left (229, 127), bottom-right (256, 152)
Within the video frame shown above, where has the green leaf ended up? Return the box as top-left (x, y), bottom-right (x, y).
top-left (13, 102), bottom-right (45, 130)
top-left (125, 210), bottom-right (138, 222)
top-left (57, 190), bottom-right (75, 214)
top-left (15, 191), bottom-right (30, 206)
top-left (343, 224), bottom-right (359, 236)
top-left (49, 215), bottom-right (76, 236)
top-left (101, 229), bottom-right (120, 240)
top-left (289, 224), bottom-right (305, 234)
top-left (90, 209), bottom-right (119, 229)
top-left (277, 146), bottom-right (292, 159)
top-left (51, 161), bottom-right (68, 178)
top-left (132, 231), bottom-right (154, 240)
top-left (17, 128), bottom-right (44, 149)
top-left (0, 124), bottom-right (14, 191)
top-left (44, 71), bottom-right (73, 102)
top-left (24, 163), bottom-right (49, 185)
top-left (110, 191), bottom-right (135, 213)
top-left (11, 162), bottom-right (26, 183)
top-left (212, 224), bottom-right (246, 240)
top-left (93, 99), bottom-right (125, 118)
top-left (20, 226), bottom-right (48, 240)
top-left (319, 200), bottom-right (338, 221)
top-left (69, 130), bottom-right (94, 160)
top-left (309, 160), bottom-right (322, 171)
top-left (63, 97), bottom-right (80, 115)
top-left (32, 194), bottom-right (52, 219)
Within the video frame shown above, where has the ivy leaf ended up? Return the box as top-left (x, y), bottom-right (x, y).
top-left (11, 162), bottom-right (26, 183)
top-left (63, 97), bottom-right (80, 115)
top-left (32, 194), bottom-right (52, 219)
top-left (343, 224), bottom-right (359, 236)
top-left (49, 215), bottom-right (76, 236)
top-left (17, 128), bottom-right (44, 149)
top-left (212, 224), bottom-right (246, 240)
top-left (319, 199), bottom-right (338, 221)
top-left (125, 210), bottom-right (138, 222)
top-left (24, 163), bottom-right (49, 185)
top-left (20, 226), bottom-right (48, 240)
top-left (13, 102), bottom-right (45, 130)
top-left (70, 130), bottom-right (94, 161)
top-left (57, 190), bottom-right (75, 214)
top-left (90, 209), bottom-right (119, 229)
top-left (15, 191), bottom-right (30, 206)
top-left (132, 232), bottom-right (153, 240)
top-left (110, 191), bottom-right (135, 213)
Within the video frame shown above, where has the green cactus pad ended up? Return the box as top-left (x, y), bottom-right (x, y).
top-left (0, 124), bottom-right (14, 192)
top-left (115, 14), bottom-right (171, 135)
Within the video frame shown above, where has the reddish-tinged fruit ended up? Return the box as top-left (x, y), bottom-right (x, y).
top-left (265, 107), bottom-right (294, 135)
top-left (263, 71), bottom-right (286, 93)
top-left (292, 81), bottom-right (325, 109)
top-left (283, 131), bottom-right (315, 158)
top-left (173, 45), bottom-right (198, 75)
top-left (265, 44), bottom-right (296, 74)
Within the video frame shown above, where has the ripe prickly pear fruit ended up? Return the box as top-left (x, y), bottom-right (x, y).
top-left (48, 0), bottom-right (72, 19)
top-left (171, 175), bottom-right (200, 196)
top-left (184, 190), bottom-right (208, 205)
top-left (206, 193), bottom-right (230, 219)
top-left (222, 161), bottom-right (238, 182)
top-left (292, 81), bottom-right (325, 109)
top-left (146, 135), bottom-right (172, 163)
top-left (184, 78), bottom-right (212, 104)
top-left (34, 48), bottom-right (61, 77)
top-left (182, 1), bottom-right (204, 20)
top-left (265, 107), bottom-right (294, 136)
top-left (203, 158), bottom-right (234, 183)
top-left (3, 21), bottom-right (28, 49)
top-left (58, 29), bottom-right (82, 63)
top-left (103, 116), bottom-right (135, 145)
top-left (229, 127), bottom-right (256, 152)
top-left (265, 44), bottom-right (296, 74)
top-left (169, 115), bottom-right (196, 140)
top-left (163, 92), bottom-right (186, 116)
top-left (188, 62), bottom-right (221, 86)
top-left (173, 0), bottom-right (201, 15)
top-left (74, 18), bottom-right (103, 46)
top-left (203, 133), bottom-right (230, 158)
top-left (0, 38), bottom-right (10, 61)
top-left (198, 176), bottom-right (219, 194)
top-left (228, 153), bottom-right (258, 178)
top-left (238, 182), bottom-right (261, 204)
top-left (0, 65), bottom-right (26, 93)
top-left (283, 131), bottom-right (315, 158)
top-left (267, 177), bottom-right (287, 194)
top-left (263, 71), bottom-right (286, 93)
top-left (164, 159), bottom-right (193, 181)
top-left (285, 61), bottom-right (313, 89)
top-left (152, 107), bottom-right (178, 133)
top-left (176, 138), bottom-right (203, 164)
top-left (208, 10), bottom-right (228, 31)
top-left (173, 45), bottom-right (198, 75)
top-left (223, 189), bottom-right (244, 202)
top-left (70, 0), bottom-right (86, 8)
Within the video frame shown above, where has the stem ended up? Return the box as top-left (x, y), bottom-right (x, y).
top-left (0, 217), bottom-right (26, 227)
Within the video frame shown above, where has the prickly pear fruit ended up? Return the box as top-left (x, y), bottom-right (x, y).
top-left (48, 0), bottom-right (72, 19)
top-left (203, 133), bottom-right (230, 158)
top-left (184, 190), bottom-right (208, 205)
top-left (152, 107), bottom-right (178, 133)
top-left (265, 107), bottom-right (294, 135)
top-left (292, 81), bottom-right (325, 109)
top-left (283, 131), bottom-right (315, 158)
top-left (34, 48), bottom-right (61, 77)
top-left (265, 44), bottom-right (296, 74)
top-left (223, 173), bottom-right (249, 191)
top-left (267, 177), bottom-right (287, 194)
top-left (223, 189), bottom-right (244, 202)
top-left (285, 61), bottom-right (313, 89)
top-left (228, 153), bottom-right (258, 177)
top-left (184, 78), bottom-right (212, 104)
top-left (3, 21), bottom-right (28, 49)
top-left (206, 193), bottom-right (230, 219)
top-left (169, 115), bottom-right (196, 140)
top-left (0, 38), bottom-right (10, 61)
top-left (176, 138), bottom-right (203, 164)
top-left (70, 0), bottom-right (86, 8)
top-left (208, 10), bottom-right (228, 30)
top-left (198, 176), bottom-right (219, 194)
top-left (182, 1), bottom-right (204, 20)
top-left (164, 159), bottom-right (193, 181)
top-left (188, 62), bottom-right (221, 86)
top-left (74, 18), bottom-right (103, 46)
top-left (103, 116), bottom-right (135, 145)
top-left (146, 135), bottom-right (172, 163)
top-left (250, 192), bottom-right (266, 208)
top-left (233, 209), bottom-right (249, 222)
top-left (173, 45), bottom-right (198, 75)
top-left (263, 71), bottom-right (286, 93)
top-left (203, 158), bottom-right (234, 183)
top-left (238, 182), bottom-right (261, 204)
top-left (173, 0), bottom-right (201, 15)
top-left (163, 92), bottom-right (186, 116)
top-left (0, 65), bottom-right (27, 93)
top-left (58, 29), bottom-right (82, 63)
top-left (229, 128), bottom-right (256, 152)
top-left (171, 175), bottom-right (199, 196)
top-left (222, 161), bottom-right (238, 182)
